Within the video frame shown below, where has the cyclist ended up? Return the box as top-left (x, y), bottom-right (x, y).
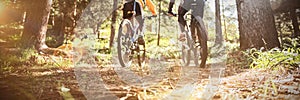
top-left (178, 0), bottom-right (207, 68)
top-left (122, 0), bottom-right (157, 44)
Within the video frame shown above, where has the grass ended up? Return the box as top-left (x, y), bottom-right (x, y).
top-left (244, 47), bottom-right (299, 70)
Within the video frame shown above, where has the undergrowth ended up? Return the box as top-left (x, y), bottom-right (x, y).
top-left (0, 48), bottom-right (73, 74)
top-left (244, 37), bottom-right (300, 70)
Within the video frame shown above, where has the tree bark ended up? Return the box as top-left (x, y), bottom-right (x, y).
top-left (214, 0), bottom-right (223, 46)
top-left (290, 9), bottom-right (300, 37)
top-left (21, 0), bottom-right (52, 51)
top-left (236, 0), bottom-right (280, 50)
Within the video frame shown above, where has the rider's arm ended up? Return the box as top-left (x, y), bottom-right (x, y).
top-left (139, 0), bottom-right (145, 7)
top-left (145, 0), bottom-right (157, 16)
top-left (138, 0), bottom-right (157, 16)
top-left (178, 6), bottom-right (188, 33)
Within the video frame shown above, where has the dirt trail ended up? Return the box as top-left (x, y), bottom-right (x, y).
top-left (0, 55), bottom-right (299, 99)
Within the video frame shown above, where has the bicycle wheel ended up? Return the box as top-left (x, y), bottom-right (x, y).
top-left (191, 19), bottom-right (200, 67)
top-left (195, 17), bottom-right (208, 68)
top-left (181, 32), bottom-right (191, 66)
top-left (117, 19), bottom-right (134, 67)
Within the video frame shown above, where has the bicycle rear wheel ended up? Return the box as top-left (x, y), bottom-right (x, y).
top-left (117, 19), bottom-right (134, 67)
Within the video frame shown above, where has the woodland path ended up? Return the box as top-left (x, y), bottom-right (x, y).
top-left (0, 51), bottom-right (299, 100)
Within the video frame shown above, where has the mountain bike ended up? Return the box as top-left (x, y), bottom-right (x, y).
top-left (181, 2), bottom-right (208, 68)
top-left (117, 1), bottom-right (155, 67)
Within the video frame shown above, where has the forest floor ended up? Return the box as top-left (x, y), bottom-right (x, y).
top-left (0, 49), bottom-right (300, 100)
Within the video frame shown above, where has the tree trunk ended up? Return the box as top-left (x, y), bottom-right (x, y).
top-left (222, 0), bottom-right (227, 41)
top-left (290, 9), bottom-right (300, 37)
top-left (21, 0), bottom-right (52, 51)
top-left (110, 0), bottom-right (118, 48)
top-left (236, 0), bottom-right (280, 50)
top-left (214, 0), bottom-right (223, 46)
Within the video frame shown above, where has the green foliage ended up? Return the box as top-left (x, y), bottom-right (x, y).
top-left (0, 48), bottom-right (36, 73)
top-left (275, 12), bottom-right (295, 35)
top-left (245, 47), bottom-right (299, 70)
top-left (282, 37), bottom-right (300, 50)
top-left (146, 37), bottom-right (180, 59)
top-left (0, 49), bottom-right (35, 65)
top-left (245, 38), bottom-right (300, 69)
top-left (20, 49), bottom-right (39, 61)
top-left (49, 56), bottom-right (73, 68)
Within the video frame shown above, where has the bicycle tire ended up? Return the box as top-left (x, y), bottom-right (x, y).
top-left (181, 32), bottom-right (191, 66)
top-left (190, 18), bottom-right (200, 67)
top-left (117, 19), bottom-right (134, 67)
top-left (195, 16), bottom-right (208, 68)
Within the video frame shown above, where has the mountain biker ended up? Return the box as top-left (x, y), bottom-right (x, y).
top-left (122, 0), bottom-right (157, 44)
top-left (178, 0), bottom-right (207, 68)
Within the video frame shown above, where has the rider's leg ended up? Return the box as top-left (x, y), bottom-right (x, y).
top-left (134, 2), bottom-right (145, 44)
top-left (190, 17), bottom-right (197, 42)
top-left (122, 1), bottom-right (137, 38)
top-left (178, 0), bottom-right (191, 33)
top-left (178, 3), bottom-right (189, 41)
top-left (168, 0), bottom-right (176, 16)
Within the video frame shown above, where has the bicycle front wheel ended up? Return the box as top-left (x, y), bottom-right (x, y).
top-left (195, 17), bottom-right (208, 68)
top-left (117, 19), bottom-right (134, 67)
